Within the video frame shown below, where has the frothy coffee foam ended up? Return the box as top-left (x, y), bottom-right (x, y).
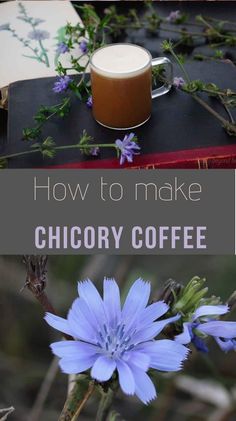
top-left (91, 44), bottom-right (151, 78)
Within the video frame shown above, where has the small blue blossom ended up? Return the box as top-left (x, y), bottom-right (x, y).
top-left (175, 304), bottom-right (236, 352)
top-left (0, 23), bottom-right (10, 31)
top-left (79, 40), bottom-right (88, 54)
top-left (86, 96), bottom-right (93, 108)
top-left (53, 75), bottom-right (72, 93)
top-left (173, 77), bottom-right (185, 89)
top-left (45, 279), bottom-right (188, 404)
top-left (166, 10), bottom-right (182, 23)
top-left (28, 29), bottom-right (50, 41)
top-left (57, 42), bottom-right (69, 54)
top-left (90, 146), bottom-right (100, 156)
top-left (115, 133), bottom-right (140, 165)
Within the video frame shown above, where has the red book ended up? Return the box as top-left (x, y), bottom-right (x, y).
top-left (51, 144), bottom-right (236, 169)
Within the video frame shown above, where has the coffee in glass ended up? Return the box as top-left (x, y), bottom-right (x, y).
top-left (90, 43), bottom-right (173, 130)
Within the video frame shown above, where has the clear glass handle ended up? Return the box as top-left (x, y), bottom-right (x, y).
top-left (152, 57), bottom-right (173, 99)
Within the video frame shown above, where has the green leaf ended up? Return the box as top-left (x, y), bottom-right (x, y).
top-left (108, 410), bottom-right (121, 421)
top-left (30, 143), bottom-right (41, 149)
top-left (0, 158), bottom-right (8, 169)
top-left (22, 126), bottom-right (41, 141)
top-left (161, 40), bottom-right (173, 52)
top-left (58, 377), bottom-right (94, 421)
top-left (175, 12), bottom-right (189, 25)
top-left (55, 25), bottom-right (67, 43)
top-left (22, 54), bottom-right (39, 60)
top-left (214, 49), bottom-right (224, 59)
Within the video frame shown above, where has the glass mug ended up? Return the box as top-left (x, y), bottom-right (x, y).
top-left (90, 43), bottom-right (173, 130)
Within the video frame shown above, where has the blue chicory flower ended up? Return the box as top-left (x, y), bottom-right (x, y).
top-left (175, 304), bottom-right (236, 352)
top-left (173, 77), bottom-right (185, 89)
top-left (79, 40), bottom-right (88, 54)
top-left (90, 146), bottom-right (100, 156)
top-left (57, 42), bottom-right (69, 54)
top-left (115, 133), bottom-right (141, 165)
top-left (28, 29), bottom-right (50, 41)
top-left (53, 75), bottom-right (72, 93)
top-left (45, 279), bottom-right (189, 404)
top-left (166, 10), bottom-right (182, 23)
top-left (86, 96), bottom-right (93, 108)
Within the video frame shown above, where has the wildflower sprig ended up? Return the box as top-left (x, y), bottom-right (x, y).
top-left (182, 81), bottom-right (236, 108)
top-left (196, 14), bottom-right (236, 47)
top-left (194, 49), bottom-right (236, 66)
top-left (22, 97), bottom-right (71, 142)
top-left (0, 2), bottom-right (50, 67)
top-left (0, 132), bottom-right (140, 168)
top-left (162, 40), bottom-right (236, 136)
top-left (98, 3), bottom-right (236, 47)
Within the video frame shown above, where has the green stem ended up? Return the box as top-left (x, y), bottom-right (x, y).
top-left (56, 144), bottom-right (117, 151)
top-left (220, 95), bottom-right (235, 124)
top-left (10, 29), bottom-right (42, 61)
top-left (192, 93), bottom-right (236, 134)
top-left (161, 26), bottom-right (204, 37)
top-left (109, 22), bottom-right (204, 38)
top-left (197, 15), bottom-right (227, 40)
top-left (168, 45), bottom-right (236, 135)
top-left (194, 54), bottom-right (236, 66)
top-left (203, 88), bottom-right (236, 97)
top-left (75, 60), bottom-right (90, 89)
top-left (39, 39), bottom-right (50, 68)
top-left (169, 46), bottom-right (191, 84)
top-left (0, 149), bottom-right (40, 160)
top-left (59, 380), bottom-right (95, 421)
top-left (206, 16), bottom-right (236, 28)
top-left (96, 389), bottom-right (114, 421)
top-left (162, 19), bottom-right (205, 29)
top-left (30, 98), bottom-right (71, 135)
top-left (0, 144), bottom-right (118, 162)
top-left (108, 16), bottom-right (236, 38)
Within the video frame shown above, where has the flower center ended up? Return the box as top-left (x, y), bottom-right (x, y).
top-left (96, 323), bottom-right (135, 358)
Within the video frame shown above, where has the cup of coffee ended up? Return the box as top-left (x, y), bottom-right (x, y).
top-left (90, 43), bottom-right (173, 130)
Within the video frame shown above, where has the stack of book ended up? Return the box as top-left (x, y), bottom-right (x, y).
top-left (1, 1), bottom-right (236, 168)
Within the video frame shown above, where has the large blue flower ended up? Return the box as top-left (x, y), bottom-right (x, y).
top-left (45, 279), bottom-right (189, 404)
top-left (175, 304), bottom-right (236, 352)
top-left (115, 133), bottom-right (140, 165)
